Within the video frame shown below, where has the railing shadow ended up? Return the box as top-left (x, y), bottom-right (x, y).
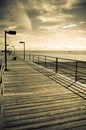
top-left (27, 54), bottom-right (86, 84)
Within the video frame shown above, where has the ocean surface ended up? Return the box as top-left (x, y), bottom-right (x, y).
top-left (25, 50), bottom-right (86, 61)
top-left (0, 50), bottom-right (86, 61)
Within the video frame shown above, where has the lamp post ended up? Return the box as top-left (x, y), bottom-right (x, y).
top-left (5, 30), bottom-right (16, 71)
top-left (19, 41), bottom-right (25, 60)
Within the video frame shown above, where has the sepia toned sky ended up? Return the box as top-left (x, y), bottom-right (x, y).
top-left (0, 0), bottom-right (86, 50)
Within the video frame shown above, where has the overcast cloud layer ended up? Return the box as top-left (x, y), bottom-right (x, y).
top-left (0, 0), bottom-right (86, 50)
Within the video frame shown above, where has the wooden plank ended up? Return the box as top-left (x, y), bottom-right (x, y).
top-left (3, 58), bottom-right (86, 130)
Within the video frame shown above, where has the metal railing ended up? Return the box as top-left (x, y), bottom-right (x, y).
top-left (0, 60), bottom-right (4, 129)
top-left (27, 54), bottom-right (86, 84)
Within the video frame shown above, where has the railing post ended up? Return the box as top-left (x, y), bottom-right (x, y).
top-left (29, 54), bottom-right (31, 61)
top-left (45, 56), bottom-right (46, 67)
top-left (38, 55), bottom-right (39, 64)
top-left (75, 60), bottom-right (78, 81)
top-left (26, 54), bottom-right (28, 61)
top-left (56, 58), bottom-right (58, 73)
top-left (33, 54), bottom-right (34, 62)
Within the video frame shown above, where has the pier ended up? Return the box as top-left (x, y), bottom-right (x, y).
top-left (0, 56), bottom-right (86, 130)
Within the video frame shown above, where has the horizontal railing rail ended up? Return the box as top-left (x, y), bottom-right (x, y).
top-left (0, 60), bottom-right (4, 129)
top-left (26, 54), bottom-right (86, 84)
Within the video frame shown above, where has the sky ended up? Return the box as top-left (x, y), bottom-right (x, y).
top-left (0, 0), bottom-right (86, 50)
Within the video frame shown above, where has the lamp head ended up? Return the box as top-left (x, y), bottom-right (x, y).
top-left (8, 31), bottom-right (16, 35)
top-left (20, 41), bottom-right (25, 44)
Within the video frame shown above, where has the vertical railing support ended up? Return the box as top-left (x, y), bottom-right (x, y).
top-left (33, 54), bottom-right (34, 62)
top-left (38, 55), bottom-right (39, 64)
top-left (45, 56), bottom-right (46, 68)
top-left (75, 60), bottom-right (78, 81)
top-left (56, 58), bottom-right (58, 73)
top-left (29, 54), bottom-right (31, 61)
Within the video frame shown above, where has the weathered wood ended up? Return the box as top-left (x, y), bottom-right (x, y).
top-left (3, 58), bottom-right (86, 130)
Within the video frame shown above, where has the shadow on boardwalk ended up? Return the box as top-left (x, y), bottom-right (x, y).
top-left (3, 57), bottom-right (86, 130)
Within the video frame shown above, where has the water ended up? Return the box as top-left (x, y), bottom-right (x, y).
top-left (1, 50), bottom-right (86, 61)
top-left (25, 50), bottom-right (86, 61)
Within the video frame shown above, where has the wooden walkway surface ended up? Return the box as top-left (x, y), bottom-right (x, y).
top-left (3, 57), bottom-right (86, 130)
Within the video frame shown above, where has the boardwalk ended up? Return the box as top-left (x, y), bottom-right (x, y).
top-left (2, 57), bottom-right (86, 130)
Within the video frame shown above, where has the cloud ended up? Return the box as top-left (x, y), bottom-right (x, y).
top-left (0, 0), bottom-right (32, 32)
top-left (0, 0), bottom-right (86, 50)
top-left (78, 37), bottom-right (86, 41)
top-left (62, 0), bottom-right (86, 23)
top-left (11, 0), bottom-right (85, 33)
top-left (0, 0), bottom-right (86, 33)
top-left (21, 0), bottom-right (69, 31)
top-left (62, 24), bottom-right (77, 28)
top-left (39, 25), bottom-right (61, 32)
top-left (38, 16), bottom-right (60, 23)
top-left (8, 25), bottom-right (17, 30)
